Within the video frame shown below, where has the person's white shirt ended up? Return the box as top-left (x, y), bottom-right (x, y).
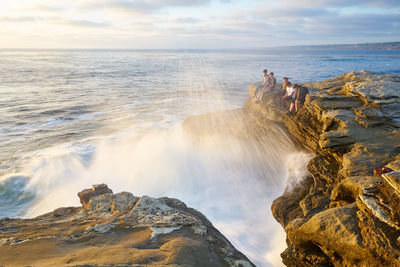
top-left (284, 85), bottom-right (297, 99)
top-left (286, 85), bottom-right (294, 95)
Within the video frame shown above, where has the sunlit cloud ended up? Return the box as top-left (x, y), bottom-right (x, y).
top-left (0, 0), bottom-right (399, 48)
top-left (76, 0), bottom-right (212, 13)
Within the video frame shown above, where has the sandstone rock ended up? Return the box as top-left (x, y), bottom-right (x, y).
top-left (272, 175), bottom-right (314, 228)
top-left (386, 154), bottom-right (400, 171)
top-left (330, 176), bottom-right (380, 207)
top-left (182, 71), bottom-right (400, 266)
top-left (0, 186), bottom-right (255, 267)
top-left (291, 204), bottom-right (374, 266)
top-left (357, 195), bottom-right (398, 230)
top-left (378, 172), bottom-right (400, 224)
top-left (243, 71), bottom-right (400, 266)
top-left (77, 183), bottom-right (113, 209)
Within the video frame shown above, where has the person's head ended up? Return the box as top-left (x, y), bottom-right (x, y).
top-left (283, 77), bottom-right (288, 81)
top-left (269, 72), bottom-right (274, 76)
top-left (263, 69), bottom-right (268, 75)
top-left (287, 81), bottom-right (292, 87)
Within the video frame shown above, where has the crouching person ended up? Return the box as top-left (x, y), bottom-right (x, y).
top-left (282, 82), bottom-right (296, 113)
top-left (295, 85), bottom-right (309, 112)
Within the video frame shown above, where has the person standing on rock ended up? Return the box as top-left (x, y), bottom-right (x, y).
top-left (253, 69), bottom-right (270, 98)
top-left (255, 72), bottom-right (276, 104)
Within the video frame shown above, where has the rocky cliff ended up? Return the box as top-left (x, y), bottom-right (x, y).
top-left (244, 71), bottom-right (400, 266)
top-left (0, 184), bottom-right (254, 267)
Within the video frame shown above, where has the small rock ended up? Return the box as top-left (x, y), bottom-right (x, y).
top-left (77, 184), bottom-right (113, 209)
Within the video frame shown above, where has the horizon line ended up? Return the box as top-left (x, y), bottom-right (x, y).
top-left (0, 41), bottom-right (399, 51)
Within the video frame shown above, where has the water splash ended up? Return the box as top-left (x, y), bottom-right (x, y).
top-left (5, 114), bottom-right (312, 266)
top-left (0, 51), bottom-right (315, 266)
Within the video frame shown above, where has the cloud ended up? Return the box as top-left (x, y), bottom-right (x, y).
top-left (53, 18), bottom-right (110, 28)
top-left (167, 17), bottom-right (203, 24)
top-left (279, 0), bottom-right (400, 8)
top-left (18, 4), bottom-right (66, 13)
top-left (0, 15), bottom-right (110, 29)
top-left (77, 0), bottom-right (212, 13)
top-left (304, 13), bottom-right (400, 33)
top-left (0, 0), bottom-right (398, 48)
top-left (0, 16), bottom-right (38, 23)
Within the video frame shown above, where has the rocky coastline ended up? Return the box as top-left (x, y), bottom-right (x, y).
top-left (1, 71), bottom-right (399, 266)
top-left (0, 184), bottom-right (254, 266)
top-left (244, 71), bottom-right (400, 266)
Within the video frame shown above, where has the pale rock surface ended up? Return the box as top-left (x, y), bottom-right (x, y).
top-left (0, 184), bottom-right (255, 267)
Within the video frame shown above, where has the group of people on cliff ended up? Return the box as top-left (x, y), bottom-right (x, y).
top-left (253, 69), bottom-right (309, 115)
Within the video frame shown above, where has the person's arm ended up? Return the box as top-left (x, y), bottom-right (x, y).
top-left (282, 88), bottom-right (289, 98)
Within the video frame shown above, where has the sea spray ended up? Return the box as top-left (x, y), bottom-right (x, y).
top-left (7, 112), bottom-right (312, 267)
top-left (0, 49), bottom-right (345, 266)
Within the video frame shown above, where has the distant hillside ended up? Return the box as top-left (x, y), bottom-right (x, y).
top-left (277, 42), bottom-right (400, 50)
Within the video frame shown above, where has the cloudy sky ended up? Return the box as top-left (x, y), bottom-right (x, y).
top-left (1, 0), bottom-right (399, 48)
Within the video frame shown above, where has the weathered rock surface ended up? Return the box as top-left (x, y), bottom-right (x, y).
top-left (181, 71), bottom-right (400, 266)
top-left (243, 71), bottom-right (400, 266)
top-left (0, 184), bottom-right (254, 267)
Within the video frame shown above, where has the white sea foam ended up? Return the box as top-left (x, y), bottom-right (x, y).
top-left (0, 49), bottom-right (351, 266)
top-left (15, 121), bottom-right (311, 267)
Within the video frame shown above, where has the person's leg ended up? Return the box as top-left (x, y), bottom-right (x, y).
top-left (296, 94), bottom-right (306, 111)
top-left (254, 85), bottom-right (261, 97)
top-left (289, 98), bottom-right (295, 112)
top-left (256, 89), bottom-right (265, 103)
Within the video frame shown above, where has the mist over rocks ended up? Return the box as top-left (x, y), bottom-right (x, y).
top-left (244, 71), bottom-right (400, 266)
top-left (0, 184), bottom-right (255, 267)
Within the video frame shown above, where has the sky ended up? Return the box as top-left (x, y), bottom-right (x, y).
top-left (1, 0), bottom-right (399, 49)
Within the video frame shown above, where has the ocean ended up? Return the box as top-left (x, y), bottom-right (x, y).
top-left (0, 48), bottom-right (399, 266)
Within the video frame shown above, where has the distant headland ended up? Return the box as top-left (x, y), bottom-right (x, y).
top-left (271, 41), bottom-right (400, 51)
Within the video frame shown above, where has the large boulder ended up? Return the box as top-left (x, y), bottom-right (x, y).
top-left (0, 185), bottom-right (255, 267)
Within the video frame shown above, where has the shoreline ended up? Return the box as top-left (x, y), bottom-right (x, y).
top-left (1, 70), bottom-right (399, 266)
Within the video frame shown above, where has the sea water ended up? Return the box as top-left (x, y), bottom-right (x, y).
top-left (0, 48), bottom-right (399, 266)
